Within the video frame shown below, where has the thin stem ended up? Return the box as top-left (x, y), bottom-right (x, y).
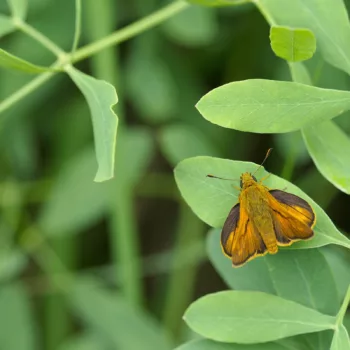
top-left (71, 0), bottom-right (82, 55)
top-left (14, 19), bottom-right (65, 58)
top-left (72, 0), bottom-right (189, 63)
top-left (336, 285), bottom-right (350, 327)
top-left (0, 71), bottom-right (55, 117)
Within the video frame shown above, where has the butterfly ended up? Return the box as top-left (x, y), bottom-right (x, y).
top-left (208, 149), bottom-right (316, 267)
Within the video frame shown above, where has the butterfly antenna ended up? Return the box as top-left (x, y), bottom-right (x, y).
top-left (206, 174), bottom-right (239, 182)
top-left (253, 148), bottom-right (273, 176)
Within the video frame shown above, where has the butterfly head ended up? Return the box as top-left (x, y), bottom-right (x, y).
top-left (240, 172), bottom-right (258, 188)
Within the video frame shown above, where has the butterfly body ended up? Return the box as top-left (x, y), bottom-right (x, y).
top-left (221, 172), bottom-right (316, 267)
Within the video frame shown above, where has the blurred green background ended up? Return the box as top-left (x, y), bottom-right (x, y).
top-left (0, 0), bottom-right (350, 349)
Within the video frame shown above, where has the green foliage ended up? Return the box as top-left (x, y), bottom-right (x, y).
top-left (184, 291), bottom-right (334, 343)
top-left (0, 0), bottom-right (349, 349)
top-left (269, 26), bottom-right (316, 62)
top-left (67, 67), bottom-right (119, 182)
top-left (0, 47), bottom-right (54, 73)
top-left (196, 79), bottom-right (350, 133)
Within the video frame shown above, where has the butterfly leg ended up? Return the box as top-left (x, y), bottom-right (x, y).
top-left (231, 185), bottom-right (241, 191)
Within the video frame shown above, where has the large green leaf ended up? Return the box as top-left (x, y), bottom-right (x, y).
top-left (0, 14), bottom-right (15, 37)
top-left (207, 230), bottom-right (339, 315)
top-left (0, 48), bottom-right (54, 73)
top-left (184, 291), bottom-right (335, 343)
top-left (196, 79), bottom-right (350, 133)
top-left (69, 279), bottom-right (172, 349)
top-left (174, 156), bottom-right (350, 249)
top-left (330, 325), bottom-right (350, 350)
top-left (67, 67), bottom-right (118, 182)
top-left (39, 149), bottom-right (110, 236)
top-left (6, 0), bottom-right (27, 19)
top-left (256, 0), bottom-right (350, 76)
top-left (0, 283), bottom-right (38, 350)
top-left (270, 26), bottom-right (316, 62)
top-left (176, 339), bottom-right (287, 350)
top-left (303, 120), bottom-right (350, 194)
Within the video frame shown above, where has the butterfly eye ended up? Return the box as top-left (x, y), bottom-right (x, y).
top-left (252, 175), bottom-right (257, 182)
top-left (240, 179), bottom-right (243, 188)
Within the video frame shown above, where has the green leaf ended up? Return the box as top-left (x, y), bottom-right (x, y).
top-left (0, 283), bottom-right (38, 350)
top-left (174, 156), bottom-right (350, 249)
top-left (39, 149), bottom-right (110, 236)
top-left (162, 6), bottom-right (218, 46)
top-left (321, 246), bottom-right (350, 302)
top-left (69, 279), bottom-right (172, 350)
top-left (196, 79), bottom-right (350, 133)
top-left (302, 121), bottom-right (350, 194)
top-left (256, 0), bottom-right (350, 76)
top-left (0, 48), bottom-right (54, 73)
top-left (159, 124), bottom-right (219, 166)
top-left (270, 26), bottom-right (316, 62)
top-left (186, 0), bottom-right (249, 6)
top-left (6, 0), bottom-right (27, 19)
top-left (176, 339), bottom-right (287, 350)
top-left (0, 14), bottom-right (15, 37)
top-left (184, 291), bottom-right (335, 343)
top-left (58, 332), bottom-right (109, 350)
top-left (330, 325), bottom-right (350, 350)
top-left (67, 66), bottom-right (118, 182)
top-left (0, 248), bottom-right (27, 283)
top-left (207, 230), bottom-right (339, 315)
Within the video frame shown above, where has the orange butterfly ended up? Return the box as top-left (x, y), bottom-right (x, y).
top-left (208, 149), bottom-right (316, 267)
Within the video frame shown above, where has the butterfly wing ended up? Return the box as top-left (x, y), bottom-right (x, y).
top-left (220, 203), bottom-right (267, 267)
top-left (268, 190), bottom-right (315, 246)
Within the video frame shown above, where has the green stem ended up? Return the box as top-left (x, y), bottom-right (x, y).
top-left (162, 202), bottom-right (204, 340)
top-left (71, 0), bottom-right (82, 55)
top-left (72, 0), bottom-right (189, 63)
top-left (336, 285), bottom-right (350, 327)
top-left (0, 71), bottom-right (55, 117)
top-left (111, 189), bottom-right (143, 306)
top-left (14, 19), bottom-right (65, 58)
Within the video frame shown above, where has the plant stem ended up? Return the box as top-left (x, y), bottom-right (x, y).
top-left (71, 0), bottom-right (82, 55)
top-left (71, 0), bottom-right (189, 63)
top-left (162, 202), bottom-right (204, 340)
top-left (336, 285), bottom-right (350, 327)
top-left (14, 19), bottom-right (65, 58)
top-left (0, 71), bottom-right (55, 117)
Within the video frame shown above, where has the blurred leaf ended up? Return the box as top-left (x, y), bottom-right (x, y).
top-left (196, 79), bottom-right (350, 133)
top-left (114, 128), bottom-right (154, 190)
top-left (67, 67), bottom-right (118, 182)
top-left (330, 325), bottom-right (350, 350)
top-left (207, 230), bottom-right (339, 315)
top-left (270, 26), bottom-right (316, 62)
top-left (39, 149), bottom-right (110, 236)
top-left (162, 6), bottom-right (218, 46)
top-left (0, 14), bottom-right (14, 37)
top-left (186, 0), bottom-right (249, 6)
top-left (59, 332), bottom-right (110, 350)
top-left (344, 314), bottom-right (350, 333)
top-left (159, 123), bottom-right (219, 165)
top-left (0, 283), bottom-right (38, 350)
top-left (0, 48), bottom-right (54, 73)
top-left (174, 157), bottom-right (350, 249)
top-left (303, 121), bottom-right (350, 194)
top-left (176, 339), bottom-right (287, 350)
top-left (289, 61), bottom-right (313, 84)
top-left (184, 291), bottom-right (334, 343)
top-left (70, 279), bottom-right (172, 350)
top-left (6, 0), bottom-right (27, 19)
top-left (0, 248), bottom-right (27, 283)
top-left (125, 42), bottom-right (177, 123)
top-left (321, 246), bottom-right (350, 302)
top-left (257, 0), bottom-right (350, 75)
